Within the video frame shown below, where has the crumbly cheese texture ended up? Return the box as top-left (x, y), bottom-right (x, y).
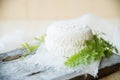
top-left (45, 22), bottom-right (93, 57)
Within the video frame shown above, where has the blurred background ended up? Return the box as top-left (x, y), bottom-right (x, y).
top-left (0, 0), bottom-right (120, 39)
top-left (0, 0), bottom-right (120, 52)
top-left (0, 0), bottom-right (120, 20)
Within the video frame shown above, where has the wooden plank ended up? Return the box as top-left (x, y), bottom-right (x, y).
top-left (0, 49), bottom-right (120, 80)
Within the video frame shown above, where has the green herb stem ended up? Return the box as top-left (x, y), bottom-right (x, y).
top-left (20, 34), bottom-right (46, 59)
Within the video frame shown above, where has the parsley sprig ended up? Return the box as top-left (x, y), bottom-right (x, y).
top-left (64, 34), bottom-right (118, 67)
top-left (21, 35), bottom-right (46, 59)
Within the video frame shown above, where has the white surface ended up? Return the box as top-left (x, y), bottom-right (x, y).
top-left (0, 31), bottom-right (24, 53)
top-left (100, 54), bottom-right (120, 69)
top-left (113, 27), bottom-right (120, 53)
top-left (0, 14), bottom-right (120, 53)
top-left (0, 21), bottom-right (53, 53)
top-left (0, 14), bottom-right (120, 52)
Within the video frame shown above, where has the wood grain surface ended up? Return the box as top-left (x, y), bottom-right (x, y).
top-left (0, 20), bottom-right (120, 80)
top-left (101, 71), bottom-right (120, 80)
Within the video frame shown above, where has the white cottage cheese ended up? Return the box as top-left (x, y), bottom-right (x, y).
top-left (45, 22), bottom-right (93, 57)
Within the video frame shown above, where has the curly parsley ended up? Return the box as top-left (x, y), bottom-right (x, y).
top-left (64, 34), bottom-right (118, 67)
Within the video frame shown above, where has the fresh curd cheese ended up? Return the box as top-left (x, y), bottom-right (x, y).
top-left (45, 22), bottom-right (93, 57)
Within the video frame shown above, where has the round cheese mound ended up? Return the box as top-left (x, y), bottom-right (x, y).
top-left (45, 22), bottom-right (93, 57)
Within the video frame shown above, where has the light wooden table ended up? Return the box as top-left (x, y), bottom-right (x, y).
top-left (101, 71), bottom-right (120, 80)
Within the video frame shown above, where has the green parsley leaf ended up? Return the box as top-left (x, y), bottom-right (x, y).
top-left (65, 34), bottom-right (118, 68)
top-left (20, 34), bottom-right (46, 59)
